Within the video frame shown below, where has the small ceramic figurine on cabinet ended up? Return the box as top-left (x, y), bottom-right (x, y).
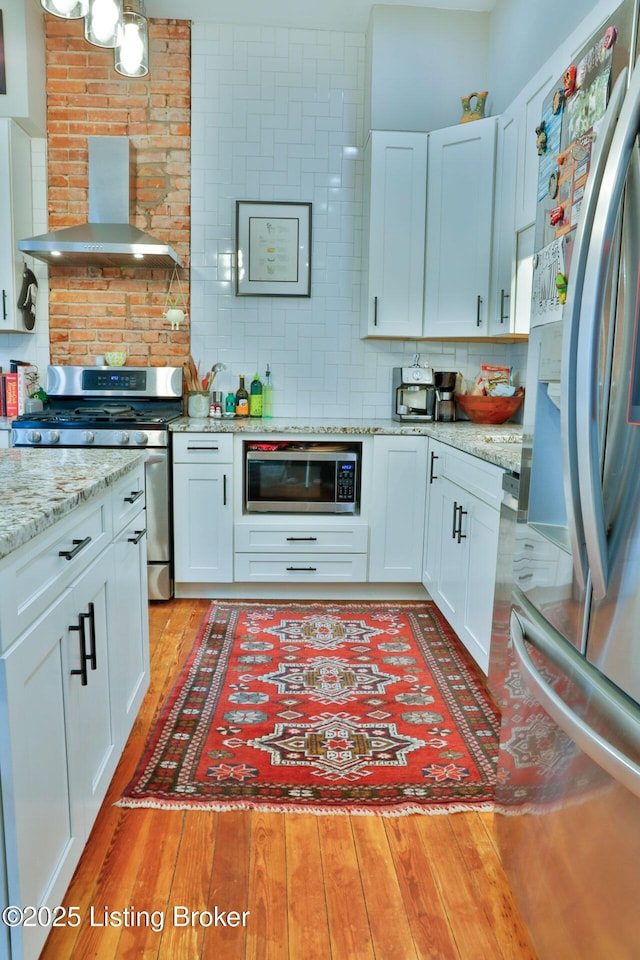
top-left (459, 90), bottom-right (488, 123)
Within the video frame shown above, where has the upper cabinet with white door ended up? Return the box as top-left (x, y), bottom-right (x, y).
top-left (361, 130), bottom-right (428, 339)
top-left (423, 117), bottom-right (497, 339)
top-left (0, 119), bottom-right (34, 333)
top-left (487, 109), bottom-right (518, 336)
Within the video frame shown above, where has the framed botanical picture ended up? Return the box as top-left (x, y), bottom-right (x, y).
top-left (235, 200), bottom-right (312, 297)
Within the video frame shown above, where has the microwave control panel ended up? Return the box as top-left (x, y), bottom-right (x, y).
top-left (336, 460), bottom-right (357, 502)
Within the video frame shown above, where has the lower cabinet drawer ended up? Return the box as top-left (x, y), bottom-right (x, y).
top-left (234, 522), bottom-right (368, 553)
top-left (234, 553), bottom-right (368, 582)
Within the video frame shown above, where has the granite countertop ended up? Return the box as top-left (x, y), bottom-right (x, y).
top-left (0, 448), bottom-right (146, 561)
top-left (171, 416), bottom-right (522, 473)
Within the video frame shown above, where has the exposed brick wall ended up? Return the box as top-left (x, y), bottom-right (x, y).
top-left (44, 15), bottom-right (190, 367)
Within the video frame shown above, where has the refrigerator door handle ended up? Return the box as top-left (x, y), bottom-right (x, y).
top-left (576, 61), bottom-right (640, 600)
top-left (560, 69), bottom-right (628, 591)
top-left (511, 607), bottom-right (640, 799)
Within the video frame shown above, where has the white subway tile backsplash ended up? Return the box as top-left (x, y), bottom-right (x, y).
top-left (190, 21), bottom-right (526, 418)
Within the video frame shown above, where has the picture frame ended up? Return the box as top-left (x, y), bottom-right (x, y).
top-left (235, 201), bottom-right (312, 297)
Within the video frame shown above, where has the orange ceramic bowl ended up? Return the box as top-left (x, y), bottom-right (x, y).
top-left (455, 391), bottom-right (524, 425)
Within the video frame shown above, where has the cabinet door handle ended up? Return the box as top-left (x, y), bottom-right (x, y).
top-left (373, 295), bottom-right (378, 326)
top-left (123, 489), bottom-right (144, 504)
top-left (286, 566), bottom-right (317, 572)
top-left (452, 501), bottom-right (459, 540)
top-left (223, 473), bottom-right (228, 506)
top-left (476, 294), bottom-right (483, 327)
top-left (127, 528), bottom-right (147, 545)
top-left (2, 289), bottom-right (7, 321)
top-left (286, 536), bottom-right (318, 542)
top-left (187, 445), bottom-right (220, 452)
top-left (59, 536), bottom-right (92, 561)
top-left (429, 451), bottom-right (439, 484)
top-left (69, 616), bottom-right (90, 686)
top-left (456, 505), bottom-right (468, 544)
top-left (500, 288), bottom-right (510, 324)
top-left (85, 601), bottom-right (97, 671)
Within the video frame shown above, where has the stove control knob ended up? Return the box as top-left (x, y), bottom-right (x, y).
top-left (134, 431), bottom-right (149, 446)
top-left (28, 430), bottom-right (42, 444)
top-left (117, 431), bottom-right (131, 445)
top-left (47, 430), bottom-right (60, 444)
top-left (83, 431), bottom-right (95, 444)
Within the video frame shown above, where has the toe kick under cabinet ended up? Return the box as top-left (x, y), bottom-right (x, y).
top-left (0, 474), bottom-right (149, 960)
top-left (423, 438), bottom-right (503, 674)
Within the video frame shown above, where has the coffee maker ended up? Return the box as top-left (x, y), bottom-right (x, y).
top-left (435, 371), bottom-right (457, 421)
top-left (392, 357), bottom-right (436, 421)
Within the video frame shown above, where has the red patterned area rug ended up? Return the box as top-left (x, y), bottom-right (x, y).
top-left (119, 601), bottom-right (500, 815)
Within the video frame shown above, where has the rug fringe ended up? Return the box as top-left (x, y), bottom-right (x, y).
top-left (115, 797), bottom-right (497, 817)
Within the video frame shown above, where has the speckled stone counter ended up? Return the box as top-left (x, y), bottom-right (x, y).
top-left (170, 417), bottom-right (522, 473)
top-left (0, 448), bottom-right (146, 561)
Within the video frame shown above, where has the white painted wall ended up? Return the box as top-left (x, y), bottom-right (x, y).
top-left (190, 21), bottom-right (524, 419)
top-left (366, 5), bottom-right (492, 132)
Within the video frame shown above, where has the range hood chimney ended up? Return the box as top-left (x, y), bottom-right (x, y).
top-left (19, 137), bottom-right (182, 268)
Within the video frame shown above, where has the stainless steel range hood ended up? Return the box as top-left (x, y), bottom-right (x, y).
top-left (19, 137), bottom-right (182, 268)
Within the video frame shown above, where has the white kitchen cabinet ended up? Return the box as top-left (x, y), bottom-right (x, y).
top-left (0, 473), bottom-right (149, 960)
top-left (361, 130), bottom-right (428, 338)
top-left (423, 439), bottom-right (503, 673)
top-left (488, 108), bottom-right (519, 336)
top-left (108, 472), bottom-right (149, 750)
top-left (512, 63), bottom-right (556, 232)
top-left (173, 434), bottom-right (233, 584)
top-left (0, 119), bottom-right (34, 333)
top-left (64, 552), bottom-right (118, 842)
top-left (423, 117), bottom-right (497, 338)
top-left (235, 517), bottom-right (368, 583)
top-left (369, 434), bottom-right (427, 581)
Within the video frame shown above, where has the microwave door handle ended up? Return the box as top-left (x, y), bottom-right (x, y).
top-left (576, 62), bottom-right (640, 600)
top-left (510, 607), bottom-right (640, 799)
top-left (560, 68), bottom-right (627, 592)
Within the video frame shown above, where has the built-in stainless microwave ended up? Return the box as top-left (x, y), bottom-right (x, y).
top-left (245, 441), bottom-right (361, 513)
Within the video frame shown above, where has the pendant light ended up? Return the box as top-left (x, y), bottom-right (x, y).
top-left (114, 0), bottom-right (149, 78)
top-left (41, 0), bottom-right (89, 17)
top-left (84, 0), bottom-right (122, 48)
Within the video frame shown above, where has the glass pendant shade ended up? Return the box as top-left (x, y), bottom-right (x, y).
top-left (84, 0), bottom-right (122, 48)
top-left (114, 0), bottom-right (149, 77)
top-left (41, 0), bottom-right (89, 18)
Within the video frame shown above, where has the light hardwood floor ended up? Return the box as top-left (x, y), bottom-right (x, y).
top-left (39, 598), bottom-right (538, 960)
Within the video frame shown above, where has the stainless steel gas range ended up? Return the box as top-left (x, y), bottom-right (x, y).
top-left (12, 365), bottom-right (183, 600)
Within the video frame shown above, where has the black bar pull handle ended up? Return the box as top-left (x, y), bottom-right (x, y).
top-left (85, 601), bottom-right (97, 671)
top-left (123, 489), bottom-right (144, 504)
top-left (429, 451), bottom-right (439, 484)
top-left (452, 501), bottom-right (459, 540)
top-left (127, 528), bottom-right (147, 545)
top-left (286, 566), bottom-right (317, 572)
top-left (373, 295), bottom-right (378, 326)
top-left (457, 505), bottom-right (468, 543)
top-left (476, 294), bottom-right (483, 327)
top-left (69, 616), bottom-right (89, 686)
top-left (59, 536), bottom-right (92, 561)
top-left (286, 536), bottom-right (318, 542)
top-left (500, 288), bottom-right (510, 324)
top-left (223, 474), bottom-right (228, 506)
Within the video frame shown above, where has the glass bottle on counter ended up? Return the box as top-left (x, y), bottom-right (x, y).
top-left (225, 391), bottom-right (236, 415)
top-left (262, 365), bottom-right (273, 418)
top-left (249, 372), bottom-right (263, 417)
top-left (235, 375), bottom-right (249, 416)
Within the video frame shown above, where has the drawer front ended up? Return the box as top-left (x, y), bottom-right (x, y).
top-left (234, 553), bottom-right (368, 582)
top-left (0, 496), bottom-right (111, 650)
top-left (111, 464), bottom-right (147, 534)
top-left (432, 440), bottom-right (503, 509)
top-left (235, 522), bottom-right (368, 553)
top-left (173, 433), bottom-right (233, 463)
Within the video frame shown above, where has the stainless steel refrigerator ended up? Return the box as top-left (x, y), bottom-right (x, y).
top-left (493, 2), bottom-right (640, 957)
